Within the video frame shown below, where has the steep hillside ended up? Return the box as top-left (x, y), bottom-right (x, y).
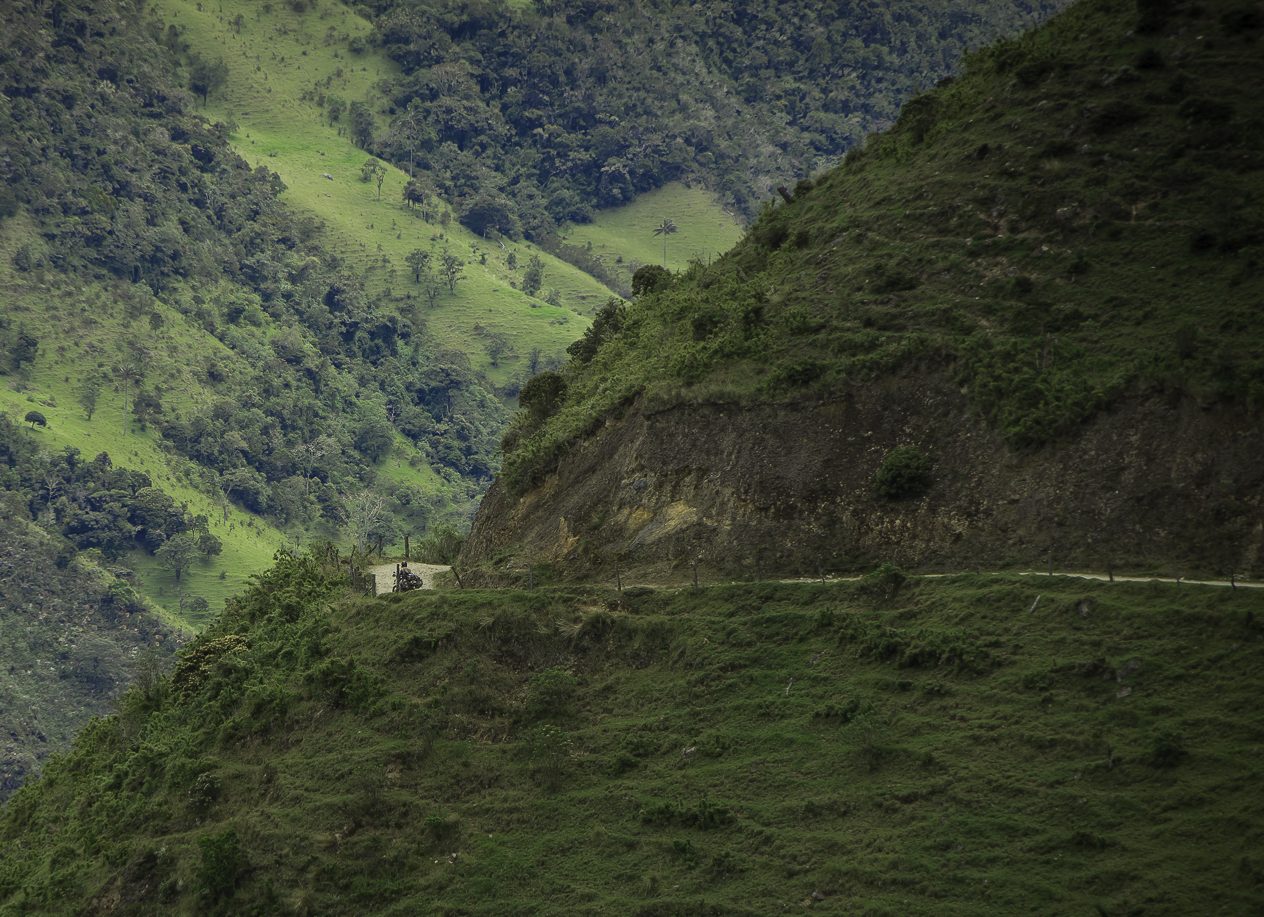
top-left (0, 0), bottom-right (505, 621)
top-left (150, 0), bottom-right (615, 390)
top-left (465, 0), bottom-right (1264, 582)
top-left (360, 0), bottom-right (1067, 235)
top-left (2, 556), bottom-right (1262, 912)
top-left (0, 507), bottom-right (174, 803)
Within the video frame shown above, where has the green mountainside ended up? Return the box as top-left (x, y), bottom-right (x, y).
top-left (0, 503), bottom-right (174, 804)
top-left (2, 556), bottom-right (1263, 912)
top-left (360, 0), bottom-right (1066, 234)
top-left (0, 0), bottom-right (1074, 799)
top-left (5, 1), bottom-right (1264, 912)
top-left (0, 0), bottom-right (502, 622)
top-left (466, 0), bottom-right (1264, 582)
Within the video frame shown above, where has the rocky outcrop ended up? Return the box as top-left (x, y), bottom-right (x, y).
top-left (462, 374), bottom-right (1264, 581)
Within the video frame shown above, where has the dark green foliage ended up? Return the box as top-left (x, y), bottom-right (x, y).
top-left (0, 415), bottom-right (216, 559)
top-left (187, 53), bottom-right (228, 105)
top-left (1147, 730), bottom-right (1188, 768)
top-left (23, 410), bottom-right (45, 428)
top-left (521, 255), bottom-right (545, 298)
top-left (566, 299), bottom-right (627, 365)
top-left (518, 371), bottom-right (568, 427)
top-left (525, 667), bottom-right (577, 721)
top-left (2, 562), bottom-right (1263, 913)
top-left (368, 0), bottom-right (1064, 239)
top-left (348, 100), bottom-right (374, 148)
top-left (195, 828), bottom-right (244, 908)
top-left (631, 264), bottom-right (673, 296)
top-left (873, 446), bottom-right (932, 500)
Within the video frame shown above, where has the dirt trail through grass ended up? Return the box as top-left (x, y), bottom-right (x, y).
top-left (615, 569), bottom-right (1264, 592)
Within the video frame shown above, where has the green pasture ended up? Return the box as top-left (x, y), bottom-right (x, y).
top-left (154, 0), bottom-right (616, 388)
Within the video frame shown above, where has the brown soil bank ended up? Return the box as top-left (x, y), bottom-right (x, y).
top-left (462, 376), bottom-right (1264, 581)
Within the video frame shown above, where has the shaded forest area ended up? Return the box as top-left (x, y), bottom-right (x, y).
top-left (353, 0), bottom-right (1065, 240)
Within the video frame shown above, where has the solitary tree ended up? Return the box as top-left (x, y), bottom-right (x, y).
top-left (652, 218), bottom-right (679, 265)
top-left (419, 265), bottom-right (443, 308)
top-left (405, 249), bottom-right (432, 284)
top-left (113, 363), bottom-right (143, 431)
top-left (326, 95), bottom-right (345, 126)
top-left (441, 249), bottom-right (464, 293)
top-left (349, 101), bottom-right (374, 149)
top-left (24, 410), bottom-right (46, 428)
top-left (76, 373), bottom-right (104, 421)
top-left (402, 178), bottom-right (433, 218)
top-left (188, 54), bottom-right (229, 106)
top-left (360, 159), bottom-right (387, 200)
top-left (522, 255), bottom-right (545, 297)
top-left (156, 531), bottom-right (203, 582)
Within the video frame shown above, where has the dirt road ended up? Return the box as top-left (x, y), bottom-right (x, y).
top-left (366, 562), bottom-right (451, 596)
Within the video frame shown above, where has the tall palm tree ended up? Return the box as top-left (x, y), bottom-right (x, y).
top-left (652, 218), bottom-right (679, 265)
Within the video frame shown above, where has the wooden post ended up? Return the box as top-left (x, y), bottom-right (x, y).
top-left (404, 534), bottom-right (411, 563)
top-left (615, 560), bottom-right (622, 593)
top-left (452, 567), bottom-right (464, 589)
top-left (1231, 572), bottom-right (1237, 590)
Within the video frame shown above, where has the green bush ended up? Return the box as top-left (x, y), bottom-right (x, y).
top-left (525, 667), bottom-right (577, 721)
top-left (525, 724), bottom-right (574, 788)
top-left (873, 447), bottom-right (932, 499)
top-left (196, 828), bottom-right (244, 908)
top-left (631, 264), bottom-right (672, 296)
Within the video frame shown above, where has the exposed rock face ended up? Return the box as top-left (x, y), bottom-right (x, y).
top-left (463, 374), bottom-right (1263, 581)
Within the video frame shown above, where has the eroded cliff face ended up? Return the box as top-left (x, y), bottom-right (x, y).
top-left (462, 374), bottom-right (1263, 582)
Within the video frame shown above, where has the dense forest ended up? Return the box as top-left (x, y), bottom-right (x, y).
top-left (353, 0), bottom-right (1066, 240)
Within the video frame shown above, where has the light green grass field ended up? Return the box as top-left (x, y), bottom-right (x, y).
top-left (564, 182), bottom-right (745, 287)
top-left (154, 0), bottom-right (618, 389)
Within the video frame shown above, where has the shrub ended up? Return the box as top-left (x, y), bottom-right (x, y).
top-left (631, 264), bottom-right (672, 296)
top-left (196, 828), bottom-right (244, 907)
top-left (1147, 730), bottom-right (1188, 768)
top-left (525, 667), bottom-right (577, 721)
top-left (525, 724), bottom-right (574, 787)
top-left (188, 771), bottom-right (221, 817)
top-left (518, 371), bottom-right (568, 427)
top-left (873, 446), bottom-right (932, 499)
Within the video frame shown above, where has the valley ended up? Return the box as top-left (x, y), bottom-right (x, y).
top-left (2, 0), bottom-right (1262, 910)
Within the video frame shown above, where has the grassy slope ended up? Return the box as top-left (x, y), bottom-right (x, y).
top-left (506, 0), bottom-right (1264, 489)
top-left (153, 0), bottom-right (615, 388)
top-left (0, 223), bottom-right (283, 627)
top-left (564, 182), bottom-right (745, 287)
top-left (3, 564), bottom-right (1262, 913)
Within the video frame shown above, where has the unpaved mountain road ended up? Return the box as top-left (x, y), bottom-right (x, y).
top-left (366, 564), bottom-right (1259, 594)
top-left (777, 571), bottom-right (1261, 589)
top-left (367, 562), bottom-right (451, 595)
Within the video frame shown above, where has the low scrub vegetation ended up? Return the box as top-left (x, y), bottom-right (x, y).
top-left (2, 556), bottom-right (1262, 913)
